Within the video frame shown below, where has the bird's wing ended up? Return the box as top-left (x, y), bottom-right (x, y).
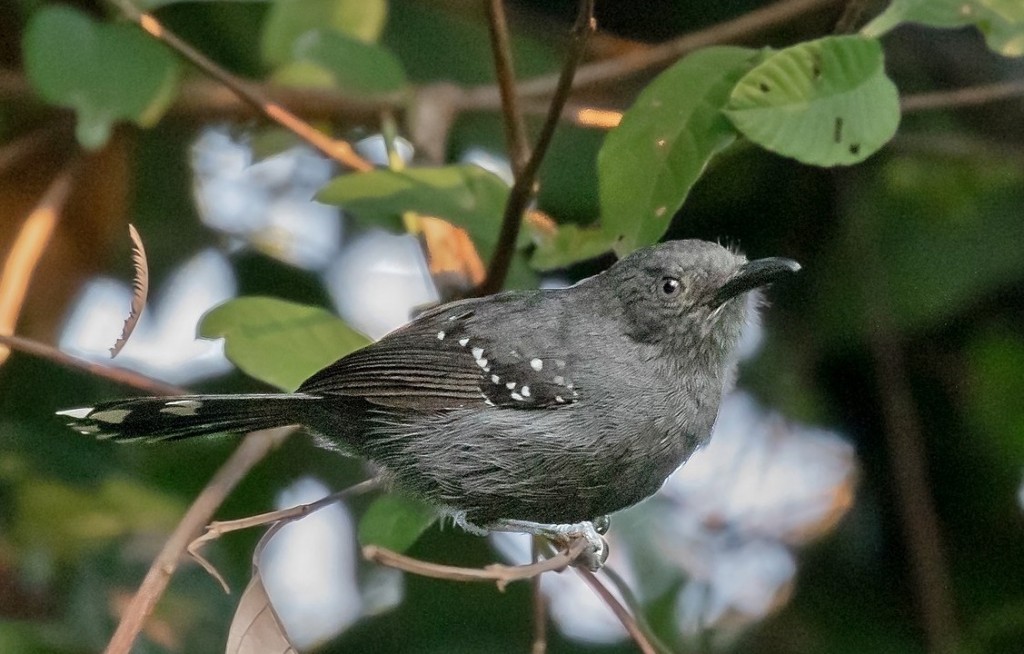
top-left (298, 295), bottom-right (581, 411)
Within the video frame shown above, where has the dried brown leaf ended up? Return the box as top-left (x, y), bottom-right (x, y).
top-left (110, 223), bottom-right (148, 358)
top-left (225, 523), bottom-right (298, 654)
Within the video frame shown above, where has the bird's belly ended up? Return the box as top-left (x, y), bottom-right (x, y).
top-left (362, 410), bottom-right (696, 525)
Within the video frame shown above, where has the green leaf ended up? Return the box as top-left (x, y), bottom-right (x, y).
top-left (14, 477), bottom-right (183, 560)
top-left (597, 47), bottom-right (759, 256)
top-left (529, 224), bottom-right (617, 271)
top-left (200, 297), bottom-right (370, 392)
top-left (863, 0), bottom-right (1024, 57)
top-left (358, 494), bottom-right (436, 552)
top-left (262, 0), bottom-right (388, 66)
top-left (22, 6), bottom-right (179, 149)
top-left (725, 36), bottom-right (900, 167)
top-left (295, 29), bottom-right (408, 94)
top-left (318, 165), bottom-right (509, 255)
top-left (965, 329), bottom-right (1024, 462)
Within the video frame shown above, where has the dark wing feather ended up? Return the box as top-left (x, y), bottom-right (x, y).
top-left (298, 293), bottom-right (581, 411)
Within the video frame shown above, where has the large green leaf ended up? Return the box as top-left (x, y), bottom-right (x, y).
top-left (529, 224), bottom-right (617, 271)
top-left (200, 297), bottom-right (370, 392)
top-left (22, 6), bottom-right (180, 149)
top-left (863, 0), bottom-right (1024, 57)
top-left (598, 47), bottom-right (759, 256)
top-left (262, 0), bottom-right (388, 66)
top-left (725, 36), bottom-right (900, 167)
top-left (294, 29), bottom-right (408, 95)
top-left (318, 165), bottom-right (509, 254)
top-left (357, 494), bottom-right (436, 553)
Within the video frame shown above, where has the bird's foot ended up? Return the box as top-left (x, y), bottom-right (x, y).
top-left (484, 518), bottom-right (610, 571)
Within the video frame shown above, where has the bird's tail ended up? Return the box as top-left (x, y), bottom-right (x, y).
top-left (58, 393), bottom-right (322, 443)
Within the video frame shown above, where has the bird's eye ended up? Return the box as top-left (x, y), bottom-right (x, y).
top-left (661, 277), bottom-right (681, 296)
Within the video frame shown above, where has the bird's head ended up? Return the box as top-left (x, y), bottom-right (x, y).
top-left (605, 240), bottom-right (800, 357)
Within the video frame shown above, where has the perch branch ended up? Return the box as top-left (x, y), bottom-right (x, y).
top-left (187, 478), bottom-right (380, 592)
top-left (575, 567), bottom-right (658, 654)
top-left (363, 537), bottom-right (588, 591)
top-left (486, 0), bottom-right (531, 175)
top-left (508, 0), bottom-right (840, 99)
top-left (0, 334), bottom-right (184, 396)
top-left (105, 427), bottom-right (296, 654)
top-left (0, 158), bottom-right (80, 364)
top-left (476, 0), bottom-right (596, 295)
top-left (105, 0), bottom-right (373, 171)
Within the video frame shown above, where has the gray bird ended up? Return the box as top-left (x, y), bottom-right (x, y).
top-left (60, 239), bottom-right (799, 569)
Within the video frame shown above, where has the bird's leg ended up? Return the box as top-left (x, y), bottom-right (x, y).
top-left (484, 518), bottom-right (610, 571)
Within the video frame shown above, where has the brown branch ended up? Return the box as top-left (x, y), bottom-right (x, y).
top-left (363, 538), bottom-right (588, 591)
top-left (833, 0), bottom-right (869, 34)
top-left (530, 537), bottom-right (548, 654)
top-left (506, 0), bottom-right (840, 99)
top-left (869, 335), bottom-right (959, 653)
top-left (600, 565), bottom-right (672, 654)
top-left (0, 158), bottom-right (80, 364)
top-left (0, 125), bottom-right (65, 175)
top-left (105, 426), bottom-right (296, 654)
top-left (838, 170), bottom-right (959, 653)
top-left (105, 0), bottom-right (374, 172)
top-left (486, 0), bottom-right (531, 176)
top-left (187, 478), bottom-right (380, 592)
top-left (574, 568), bottom-right (658, 654)
top-left (476, 0), bottom-right (596, 295)
top-left (901, 79), bottom-right (1024, 113)
top-left (0, 333), bottom-right (184, 396)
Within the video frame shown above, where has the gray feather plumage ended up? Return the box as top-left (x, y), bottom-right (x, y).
top-left (61, 240), bottom-right (798, 527)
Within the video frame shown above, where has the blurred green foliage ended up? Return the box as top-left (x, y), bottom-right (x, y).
top-left (2, 0), bottom-right (1024, 653)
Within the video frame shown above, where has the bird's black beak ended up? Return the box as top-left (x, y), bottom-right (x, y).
top-left (713, 257), bottom-right (801, 307)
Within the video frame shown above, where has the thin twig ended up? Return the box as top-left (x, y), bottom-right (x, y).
top-left (0, 333), bottom-right (184, 396)
top-left (869, 335), bottom-right (959, 653)
top-left (363, 538), bottom-right (588, 591)
top-left (530, 537), bottom-right (548, 654)
top-left (105, 0), bottom-right (374, 172)
top-left (486, 0), bottom-right (531, 175)
top-left (601, 565), bottom-right (672, 654)
top-left (838, 173), bottom-right (959, 654)
top-left (188, 478), bottom-right (380, 592)
top-left (476, 0), bottom-right (596, 296)
top-left (0, 125), bottom-right (65, 175)
top-left (833, 0), bottom-right (868, 33)
top-left (105, 426), bottom-right (296, 654)
top-left (901, 79), bottom-right (1024, 113)
top-left (0, 158), bottom-right (80, 364)
top-left (575, 567), bottom-right (658, 654)
top-left (506, 0), bottom-right (840, 99)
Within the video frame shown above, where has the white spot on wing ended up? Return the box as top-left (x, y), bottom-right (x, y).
top-left (167, 399), bottom-right (202, 409)
top-left (437, 330), bottom-right (445, 340)
top-left (57, 407), bottom-right (93, 419)
top-left (459, 338), bottom-right (469, 347)
top-left (91, 409), bottom-right (131, 424)
top-left (506, 381), bottom-right (516, 390)
top-left (530, 358), bottom-right (543, 371)
top-left (471, 347), bottom-right (484, 360)
top-left (510, 392), bottom-right (524, 401)
top-left (521, 386), bottom-right (531, 397)
top-left (161, 405), bottom-right (200, 417)
top-left (553, 375), bottom-right (565, 386)
top-left (476, 358), bottom-right (489, 369)
top-left (491, 374), bottom-right (501, 384)
top-left (555, 395), bottom-right (565, 403)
